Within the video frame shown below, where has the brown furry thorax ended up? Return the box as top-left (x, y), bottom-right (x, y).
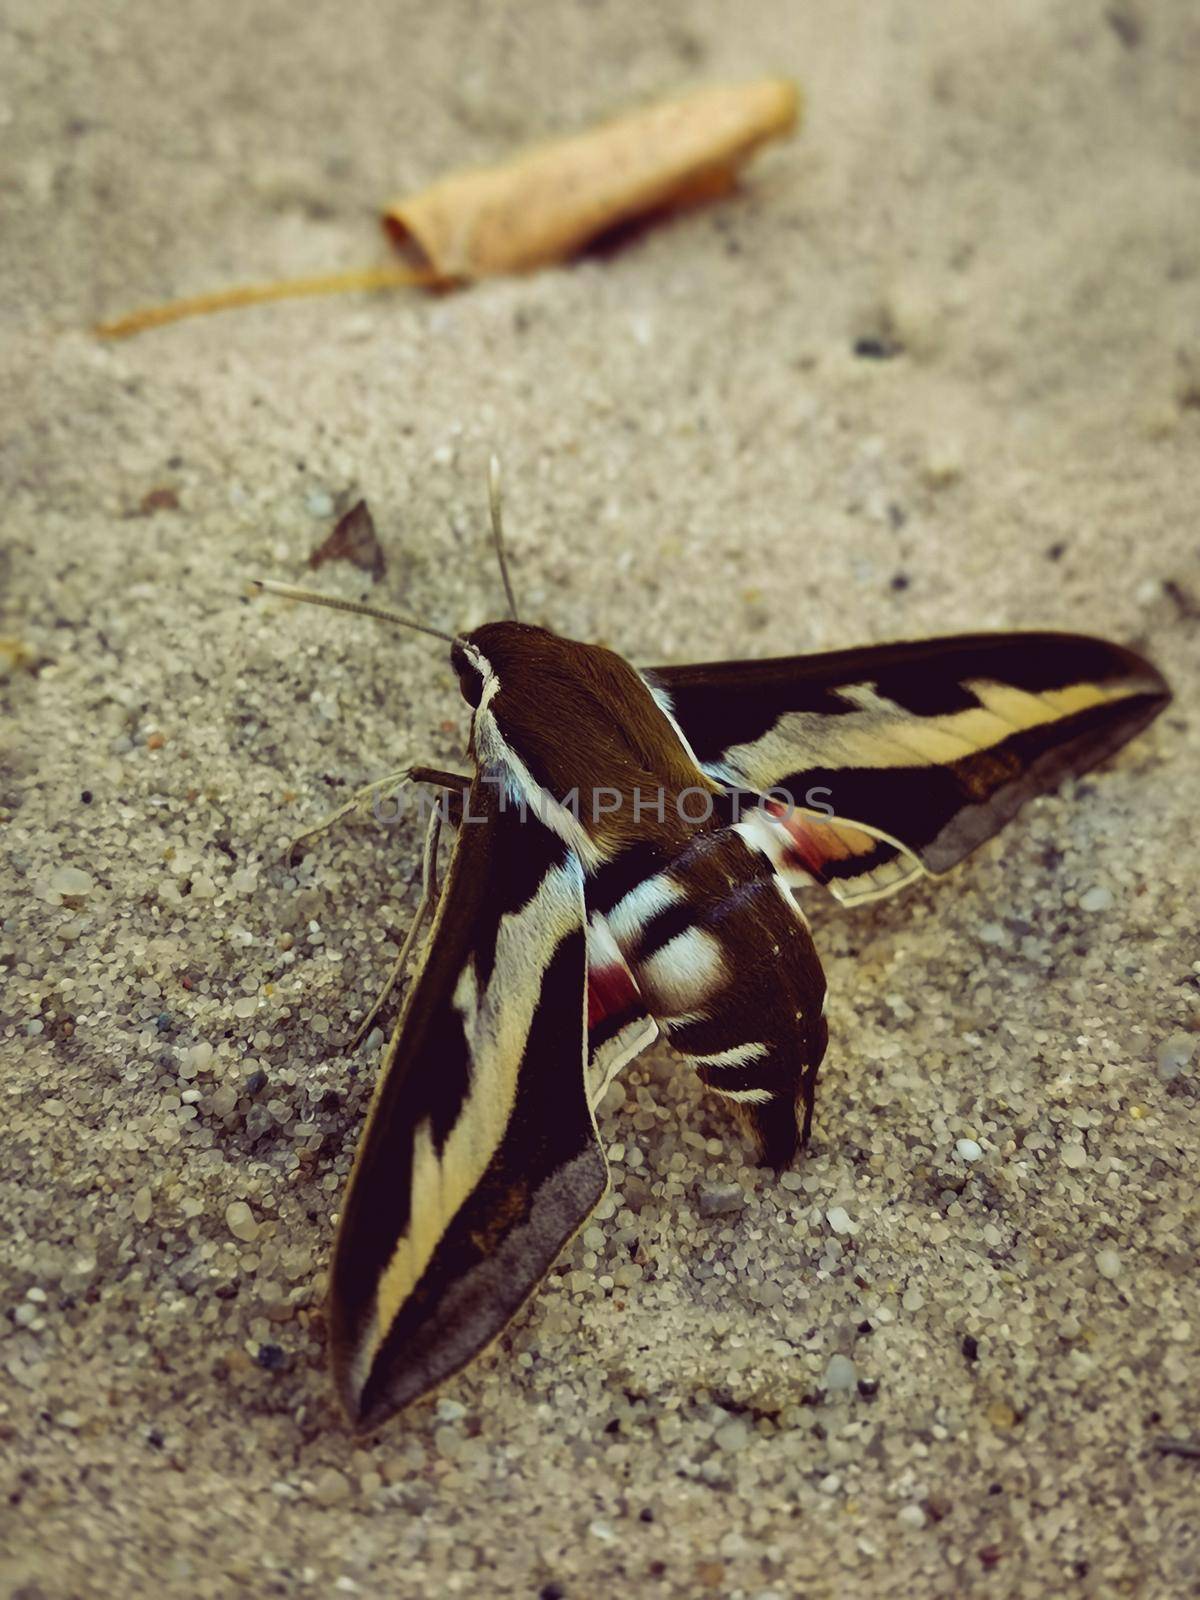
top-left (454, 621), bottom-right (719, 851)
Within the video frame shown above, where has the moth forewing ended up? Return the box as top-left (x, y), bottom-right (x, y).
top-left (327, 775), bottom-right (609, 1430)
top-left (645, 631), bottom-right (1171, 891)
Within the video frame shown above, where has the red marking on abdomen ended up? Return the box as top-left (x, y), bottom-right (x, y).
top-left (587, 963), bottom-right (640, 1029)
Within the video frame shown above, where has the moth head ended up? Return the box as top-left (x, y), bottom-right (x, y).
top-left (450, 637), bottom-right (488, 707)
top-left (451, 621), bottom-right (561, 710)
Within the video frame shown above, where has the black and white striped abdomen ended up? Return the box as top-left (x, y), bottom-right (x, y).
top-left (589, 826), bottom-right (828, 1165)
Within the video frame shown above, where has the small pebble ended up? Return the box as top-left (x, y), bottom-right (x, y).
top-left (698, 1184), bottom-right (744, 1218)
top-left (823, 1353), bottom-right (857, 1392)
top-left (1078, 885), bottom-right (1113, 912)
top-left (826, 1206), bottom-right (853, 1235)
top-left (1157, 1032), bottom-right (1195, 1082)
top-left (225, 1201), bottom-right (259, 1243)
top-left (902, 1286), bottom-right (925, 1312)
top-left (50, 866), bottom-right (94, 897)
top-left (1096, 1248), bottom-right (1122, 1281)
top-left (987, 1399), bottom-right (1017, 1430)
top-left (898, 1504), bottom-right (926, 1529)
top-left (306, 490), bottom-right (335, 517)
top-left (713, 1419), bottom-right (750, 1453)
top-left (922, 440), bottom-right (963, 486)
top-left (1061, 1143), bottom-right (1087, 1170)
top-left (955, 1138), bottom-right (983, 1162)
top-left (310, 1466), bottom-right (350, 1506)
top-left (210, 1085), bottom-right (238, 1116)
top-left (132, 1186), bottom-right (153, 1224)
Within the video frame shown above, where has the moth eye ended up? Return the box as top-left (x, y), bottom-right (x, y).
top-left (451, 643), bottom-right (484, 708)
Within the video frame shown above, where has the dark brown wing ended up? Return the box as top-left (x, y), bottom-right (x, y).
top-left (327, 775), bottom-right (606, 1431)
top-left (646, 632), bottom-right (1169, 899)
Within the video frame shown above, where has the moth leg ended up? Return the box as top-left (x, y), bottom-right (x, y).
top-left (409, 766), bottom-right (469, 822)
top-left (281, 763), bottom-right (468, 861)
top-left (349, 805), bottom-right (444, 1050)
top-left (281, 765), bottom-right (417, 862)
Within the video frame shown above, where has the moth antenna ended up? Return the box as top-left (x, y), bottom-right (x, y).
top-left (250, 579), bottom-right (457, 644)
top-left (488, 455), bottom-right (520, 622)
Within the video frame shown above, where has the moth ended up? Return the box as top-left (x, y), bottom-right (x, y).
top-left (255, 465), bottom-right (1169, 1432)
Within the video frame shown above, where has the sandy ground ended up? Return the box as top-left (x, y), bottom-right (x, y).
top-left (3, 1), bottom-right (1199, 1595)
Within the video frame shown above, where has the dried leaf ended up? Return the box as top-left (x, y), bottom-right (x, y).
top-left (385, 76), bottom-right (800, 280)
top-left (95, 77), bottom-right (799, 338)
top-left (309, 500), bottom-right (386, 584)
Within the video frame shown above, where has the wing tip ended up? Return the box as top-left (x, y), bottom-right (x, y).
top-left (329, 1335), bottom-right (419, 1436)
top-left (327, 1317), bottom-right (378, 1432)
top-left (1083, 633), bottom-right (1171, 710)
top-left (326, 1141), bottom-right (612, 1434)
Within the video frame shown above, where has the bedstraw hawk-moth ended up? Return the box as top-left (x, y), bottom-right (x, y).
top-left (255, 479), bottom-right (1169, 1433)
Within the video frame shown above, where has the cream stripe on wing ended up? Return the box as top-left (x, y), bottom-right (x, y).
top-left (588, 1017), bottom-right (658, 1109)
top-left (722, 676), bottom-right (1134, 783)
top-left (641, 675), bottom-right (709, 772)
top-left (475, 709), bottom-right (606, 871)
top-left (355, 859), bottom-right (584, 1397)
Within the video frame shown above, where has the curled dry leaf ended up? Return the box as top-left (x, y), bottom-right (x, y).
top-left (384, 76), bottom-right (800, 280)
top-left (309, 499), bottom-right (386, 584)
top-left (95, 77), bottom-right (800, 338)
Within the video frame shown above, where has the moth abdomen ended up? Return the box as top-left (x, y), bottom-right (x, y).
top-left (601, 824), bottom-right (828, 1164)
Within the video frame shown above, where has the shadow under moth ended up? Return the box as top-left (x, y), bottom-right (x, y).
top-left (254, 468), bottom-right (1169, 1433)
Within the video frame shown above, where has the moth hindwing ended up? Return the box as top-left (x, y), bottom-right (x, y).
top-left (284, 597), bottom-right (1167, 1431)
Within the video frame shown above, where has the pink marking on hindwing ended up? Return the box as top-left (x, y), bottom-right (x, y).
top-left (763, 798), bottom-right (866, 882)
